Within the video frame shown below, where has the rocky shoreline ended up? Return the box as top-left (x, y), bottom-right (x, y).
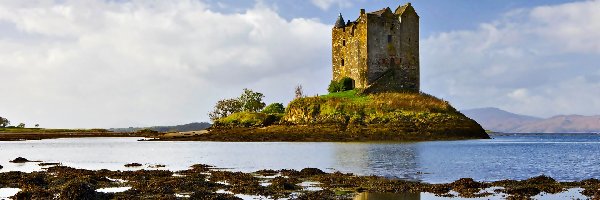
top-left (1, 160), bottom-right (599, 199)
top-left (153, 124), bottom-right (489, 142)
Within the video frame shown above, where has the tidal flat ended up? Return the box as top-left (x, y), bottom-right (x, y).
top-left (1, 163), bottom-right (598, 200)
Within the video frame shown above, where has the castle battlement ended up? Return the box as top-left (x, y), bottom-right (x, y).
top-left (332, 3), bottom-right (420, 93)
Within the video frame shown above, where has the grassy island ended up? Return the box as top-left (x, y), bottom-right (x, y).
top-left (161, 91), bottom-right (489, 142)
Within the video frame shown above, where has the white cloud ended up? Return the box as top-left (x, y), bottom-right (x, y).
top-left (310, 0), bottom-right (352, 11)
top-left (422, 0), bottom-right (600, 117)
top-left (0, 0), bottom-right (331, 128)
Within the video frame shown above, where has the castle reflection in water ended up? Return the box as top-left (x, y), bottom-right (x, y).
top-left (333, 142), bottom-right (423, 181)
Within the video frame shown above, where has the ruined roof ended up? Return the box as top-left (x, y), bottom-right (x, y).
top-left (395, 3), bottom-right (418, 17)
top-left (334, 13), bottom-right (345, 28)
top-left (369, 7), bottom-right (392, 16)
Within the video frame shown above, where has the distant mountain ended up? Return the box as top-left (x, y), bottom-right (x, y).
top-left (462, 107), bottom-right (542, 132)
top-left (462, 108), bottom-right (600, 133)
top-left (109, 122), bottom-right (211, 133)
top-left (512, 115), bottom-right (600, 133)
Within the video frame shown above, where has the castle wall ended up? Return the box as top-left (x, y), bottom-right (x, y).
top-left (366, 13), bottom-right (402, 84)
top-left (332, 17), bottom-right (368, 88)
top-left (399, 11), bottom-right (420, 90)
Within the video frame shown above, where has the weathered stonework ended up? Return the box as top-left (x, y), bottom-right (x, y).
top-left (332, 3), bottom-right (420, 92)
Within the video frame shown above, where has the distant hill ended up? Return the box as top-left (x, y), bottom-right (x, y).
top-left (462, 107), bottom-right (600, 133)
top-left (109, 122), bottom-right (211, 133)
top-left (512, 115), bottom-right (600, 133)
top-left (462, 107), bottom-right (542, 132)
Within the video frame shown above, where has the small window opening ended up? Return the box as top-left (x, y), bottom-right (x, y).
top-left (341, 59), bottom-right (345, 66)
top-left (343, 40), bottom-right (346, 46)
top-left (387, 35), bottom-right (392, 43)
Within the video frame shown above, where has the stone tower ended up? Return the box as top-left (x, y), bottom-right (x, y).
top-left (332, 3), bottom-right (419, 93)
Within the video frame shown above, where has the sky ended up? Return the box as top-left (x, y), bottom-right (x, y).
top-left (1, 0), bottom-right (599, 128)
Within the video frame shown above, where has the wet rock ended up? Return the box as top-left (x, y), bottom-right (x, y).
top-left (38, 162), bottom-right (61, 166)
top-left (268, 176), bottom-right (302, 191)
top-left (14, 187), bottom-right (54, 200)
top-left (149, 164), bottom-right (166, 168)
top-left (189, 190), bottom-right (242, 200)
top-left (450, 178), bottom-right (490, 197)
top-left (255, 169), bottom-right (278, 176)
top-left (505, 186), bottom-right (541, 197)
top-left (10, 157), bottom-right (31, 163)
top-left (294, 189), bottom-right (338, 200)
top-left (24, 173), bottom-right (48, 187)
top-left (124, 163), bottom-right (142, 167)
top-left (579, 178), bottom-right (600, 198)
top-left (59, 180), bottom-right (111, 200)
top-left (188, 164), bottom-right (214, 172)
top-left (300, 168), bottom-right (326, 177)
top-left (525, 175), bottom-right (556, 184)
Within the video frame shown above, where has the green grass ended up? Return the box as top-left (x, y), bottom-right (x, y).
top-left (216, 112), bottom-right (282, 127)
top-left (320, 90), bottom-right (370, 104)
top-left (284, 91), bottom-right (461, 125)
top-left (216, 91), bottom-right (464, 127)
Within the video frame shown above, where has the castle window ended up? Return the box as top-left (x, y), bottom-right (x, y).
top-left (387, 35), bottom-right (392, 43)
top-left (341, 59), bottom-right (345, 66)
top-left (343, 40), bottom-right (346, 46)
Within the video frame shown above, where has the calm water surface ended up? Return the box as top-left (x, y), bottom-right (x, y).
top-left (1, 133), bottom-right (599, 183)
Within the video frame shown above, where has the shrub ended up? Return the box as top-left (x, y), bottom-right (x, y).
top-left (209, 88), bottom-right (266, 121)
top-left (208, 98), bottom-right (243, 122)
top-left (216, 112), bottom-right (281, 127)
top-left (339, 77), bottom-right (354, 91)
top-left (0, 116), bottom-right (9, 127)
top-left (327, 77), bottom-right (354, 93)
top-left (327, 80), bottom-right (341, 93)
top-left (262, 103), bottom-right (285, 114)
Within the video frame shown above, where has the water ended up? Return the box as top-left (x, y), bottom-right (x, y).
top-left (1, 133), bottom-right (600, 183)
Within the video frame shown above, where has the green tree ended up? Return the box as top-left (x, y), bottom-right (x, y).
top-left (239, 88), bottom-right (266, 112)
top-left (328, 77), bottom-right (354, 93)
top-left (17, 123), bottom-right (25, 128)
top-left (328, 80), bottom-right (341, 93)
top-left (262, 103), bottom-right (285, 114)
top-left (0, 117), bottom-right (9, 127)
top-left (209, 98), bottom-right (243, 122)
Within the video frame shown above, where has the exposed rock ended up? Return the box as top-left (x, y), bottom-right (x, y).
top-left (10, 157), bottom-right (31, 163)
top-left (124, 163), bottom-right (142, 167)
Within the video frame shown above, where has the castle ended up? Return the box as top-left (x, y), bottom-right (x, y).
top-left (332, 3), bottom-right (419, 93)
